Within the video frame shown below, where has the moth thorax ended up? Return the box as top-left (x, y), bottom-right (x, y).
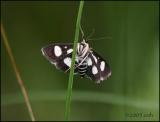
top-left (77, 41), bottom-right (89, 58)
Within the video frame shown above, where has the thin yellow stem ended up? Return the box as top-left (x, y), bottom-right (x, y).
top-left (1, 23), bottom-right (36, 121)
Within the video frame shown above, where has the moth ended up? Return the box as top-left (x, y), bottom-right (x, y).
top-left (41, 38), bottom-right (111, 83)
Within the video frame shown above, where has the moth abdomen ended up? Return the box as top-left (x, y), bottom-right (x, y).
top-left (78, 62), bottom-right (88, 78)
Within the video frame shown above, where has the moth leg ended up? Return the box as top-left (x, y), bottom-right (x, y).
top-left (64, 63), bottom-right (78, 73)
top-left (74, 53), bottom-right (89, 69)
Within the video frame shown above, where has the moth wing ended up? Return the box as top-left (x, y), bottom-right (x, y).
top-left (41, 43), bottom-right (72, 62)
top-left (85, 50), bottom-right (111, 83)
top-left (41, 43), bottom-right (78, 73)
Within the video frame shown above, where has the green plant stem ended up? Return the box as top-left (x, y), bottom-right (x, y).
top-left (64, 1), bottom-right (84, 121)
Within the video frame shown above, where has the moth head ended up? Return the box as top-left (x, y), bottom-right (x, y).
top-left (77, 39), bottom-right (89, 58)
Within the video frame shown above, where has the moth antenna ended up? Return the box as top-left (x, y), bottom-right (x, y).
top-left (80, 24), bottom-right (84, 39)
top-left (87, 36), bottom-right (112, 41)
top-left (85, 28), bottom-right (112, 42)
top-left (86, 28), bottom-right (95, 40)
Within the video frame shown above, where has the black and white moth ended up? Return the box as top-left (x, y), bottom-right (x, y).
top-left (41, 39), bottom-right (111, 83)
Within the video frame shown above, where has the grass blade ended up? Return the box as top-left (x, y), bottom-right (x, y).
top-left (1, 23), bottom-right (35, 121)
top-left (64, 1), bottom-right (84, 121)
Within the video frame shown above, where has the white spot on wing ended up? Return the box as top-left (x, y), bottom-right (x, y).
top-left (67, 49), bottom-right (73, 54)
top-left (108, 71), bottom-right (112, 77)
top-left (41, 48), bottom-right (45, 56)
top-left (64, 46), bottom-right (67, 49)
top-left (50, 61), bottom-right (56, 65)
top-left (100, 77), bottom-right (104, 81)
top-left (87, 58), bottom-right (92, 66)
top-left (54, 46), bottom-right (62, 57)
top-left (100, 61), bottom-right (105, 71)
top-left (96, 80), bottom-right (101, 84)
top-left (64, 57), bottom-right (71, 67)
top-left (92, 65), bottom-right (98, 75)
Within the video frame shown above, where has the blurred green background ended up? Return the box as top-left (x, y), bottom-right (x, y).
top-left (1, 1), bottom-right (159, 121)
